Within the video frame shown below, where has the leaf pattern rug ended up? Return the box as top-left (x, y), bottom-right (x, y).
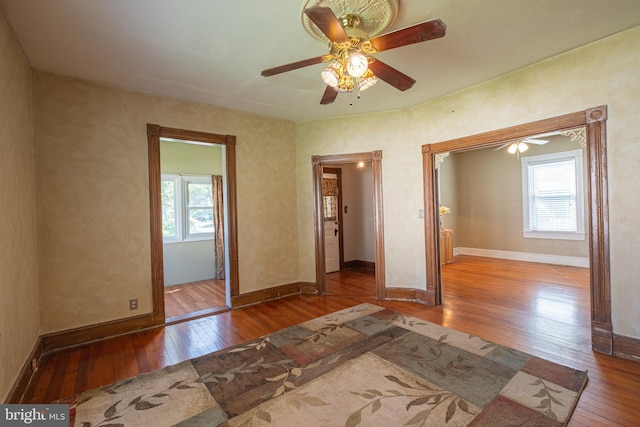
top-left (59, 303), bottom-right (587, 426)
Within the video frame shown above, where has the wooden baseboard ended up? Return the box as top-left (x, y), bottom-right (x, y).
top-left (613, 333), bottom-right (640, 361)
top-left (591, 321), bottom-right (614, 354)
top-left (230, 282), bottom-right (306, 308)
top-left (5, 337), bottom-right (44, 404)
top-left (343, 260), bottom-right (375, 273)
top-left (41, 312), bottom-right (163, 354)
top-left (457, 247), bottom-right (589, 268)
top-left (385, 287), bottom-right (428, 304)
top-left (300, 281), bottom-right (320, 295)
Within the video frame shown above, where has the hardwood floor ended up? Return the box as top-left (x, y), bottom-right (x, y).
top-left (326, 267), bottom-right (376, 297)
top-left (164, 279), bottom-right (227, 319)
top-left (21, 256), bottom-right (640, 426)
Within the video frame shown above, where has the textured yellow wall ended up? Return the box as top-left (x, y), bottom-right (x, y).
top-left (296, 26), bottom-right (640, 339)
top-left (33, 73), bottom-right (298, 334)
top-left (0, 13), bottom-right (39, 401)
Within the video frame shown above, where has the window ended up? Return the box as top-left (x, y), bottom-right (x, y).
top-left (161, 176), bottom-right (180, 240)
top-left (161, 174), bottom-right (214, 243)
top-left (521, 150), bottom-right (585, 240)
top-left (323, 196), bottom-right (337, 221)
top-left (322, 175), bottom-right (339, 221)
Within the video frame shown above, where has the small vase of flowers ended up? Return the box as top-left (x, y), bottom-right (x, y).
top-left (439, 205), bottom-right (451, 230)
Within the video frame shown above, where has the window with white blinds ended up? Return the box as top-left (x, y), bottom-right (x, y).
top-left (521, 150), bottom-right (585, 240)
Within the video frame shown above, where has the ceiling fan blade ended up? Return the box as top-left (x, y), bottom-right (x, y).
top-left (261, 56), bottom-right (325, 77)
top-left (320, 86), bottom-right (338, 105)
top-left (370, 19), bottom-right (446, 52)
top-left (368, 59), bottom-right (415, 91)
top-left (529, 131), bottom-right (561, 139)
top-left (493, 143), bottom-right (510, 151)
top-left (304, 6), bottom-right (350, 43)
top-left (523, 138), bottom-right (549, 145)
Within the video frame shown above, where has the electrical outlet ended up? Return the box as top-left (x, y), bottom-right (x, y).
top-left (129, 298), bottom-right (138, 310)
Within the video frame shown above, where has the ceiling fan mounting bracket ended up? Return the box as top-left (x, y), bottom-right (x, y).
top-left (301, 0), bottom-right (399, 43)
top-left (340, 14), bottom-right (361, 30)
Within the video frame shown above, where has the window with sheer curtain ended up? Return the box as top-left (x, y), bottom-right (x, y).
top-left (322, 177), bottom-right (338, 221)
top-left (521, 150), bottom-right (585, 240)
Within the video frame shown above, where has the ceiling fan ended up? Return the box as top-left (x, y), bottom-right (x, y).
top-left (494, 138), bottom-right (549, 154)
top-left (260, 5), bottom-right (446, 105)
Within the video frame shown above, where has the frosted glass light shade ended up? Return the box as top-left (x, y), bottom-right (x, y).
top-left (508, 142), bottom-right (529, 154)
top-left (358, 69), bottom-right (378, 92)
top-left (321, 62), bottom-right (341, 88)
top-left (346, 52), bottom-right (368, 77)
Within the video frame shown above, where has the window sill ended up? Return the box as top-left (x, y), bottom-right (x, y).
top-left (163, 235), bottom-right (214, 245)
top-left (523, 231), bottom-right (585, 241)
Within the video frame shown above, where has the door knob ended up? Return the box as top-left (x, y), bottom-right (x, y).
top-left (334, 228), bottom-right (338, 236)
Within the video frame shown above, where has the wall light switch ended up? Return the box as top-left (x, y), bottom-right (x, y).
top-left (418, 209), bottom-right (424, 219)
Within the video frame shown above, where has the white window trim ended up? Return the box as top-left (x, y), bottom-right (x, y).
top-left (521, 149), bottom-right (585, 241)
top-left (161, 174), bottom-right (182, 243)
top-left (162, 174), bottom-right (214, 244)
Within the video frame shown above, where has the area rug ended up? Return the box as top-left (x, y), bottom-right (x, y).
top-left (59, 303), bottom-right (587, 426)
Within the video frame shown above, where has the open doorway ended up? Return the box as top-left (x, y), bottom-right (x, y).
top-left (422, 106), bottom-right (613, 354)
top-left (322, 163), bottom-right (376, 296)
top-left (160, 139), bottom-right (226, 321)
top-left (312, 151), bottom-right (385, 299)
top-left (147, 124), bottom-right (239, 324)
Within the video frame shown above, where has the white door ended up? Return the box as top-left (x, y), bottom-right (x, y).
top-left (325, 219), bottom-right (340, 273)
top-left (323, 172), bottom-right (340, 273)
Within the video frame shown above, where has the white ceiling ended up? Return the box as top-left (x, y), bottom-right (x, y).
top-left (2, 0), bottom-right (640, 122)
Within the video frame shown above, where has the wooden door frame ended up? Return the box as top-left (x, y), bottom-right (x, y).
top-left (421, 106), bottom-right (613, 354)
top-left (312, 151), bottom-right (385, 299)
top-left (147, 124), bottom-right (239, 322)
top-left (322, 167), bottom-right (345, 270)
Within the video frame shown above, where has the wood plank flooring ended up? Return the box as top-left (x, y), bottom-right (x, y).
top-left (20, 256), bottom-right (640, 426)
top-left (164, 279), bottom-right (227, 319)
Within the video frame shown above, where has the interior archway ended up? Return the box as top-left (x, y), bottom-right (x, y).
top-left (422, 106), bottom-right (612, 354)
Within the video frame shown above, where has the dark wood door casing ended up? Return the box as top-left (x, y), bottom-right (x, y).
top-left (147, 124), bottom-right (239, 322)
top-left (312, 151), bottom-right (385, 299)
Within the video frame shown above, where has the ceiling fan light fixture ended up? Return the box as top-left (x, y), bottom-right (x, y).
top-left (358, 68), bottom-right (378, 91)
top-left (346, 51), bottom-right (368, 77)
top-left (337, 71), bottom-right (355, 92)
top-left (507, 141), bottom-right (529, 154)
top-left (321, 62), bottom-right (342, 88)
